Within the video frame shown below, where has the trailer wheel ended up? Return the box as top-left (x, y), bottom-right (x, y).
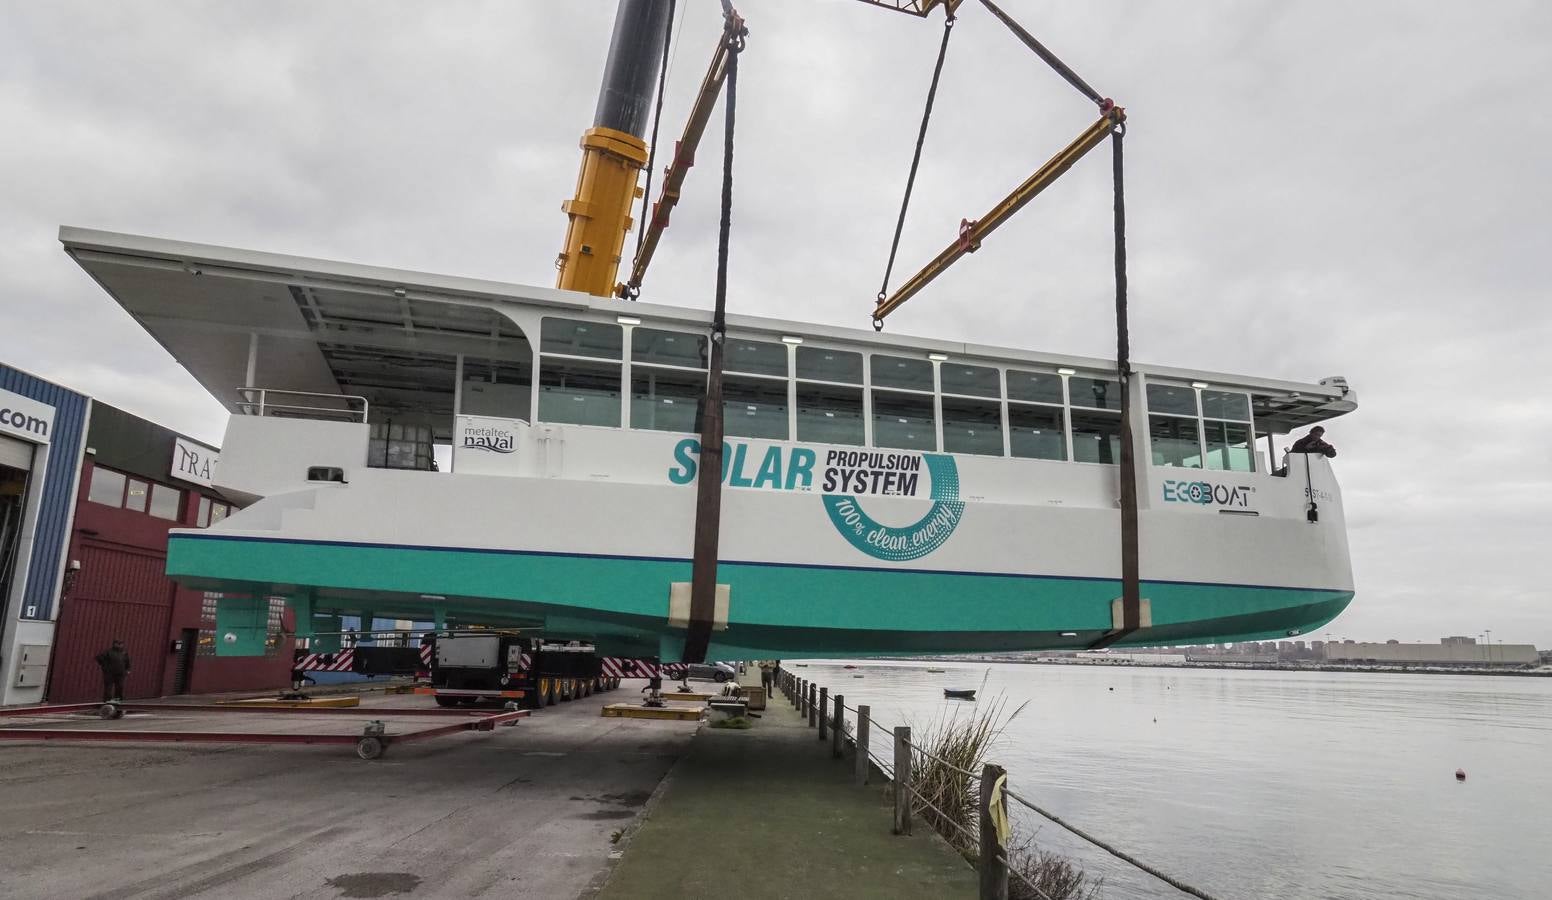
top-left (434, 696), bottom-right (460, 708)
top-left (356, 736), bottom-right (385, 760)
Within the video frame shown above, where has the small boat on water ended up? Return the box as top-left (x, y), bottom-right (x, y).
top-left (795, 664), bottom-right (808, 668)
top-left (944, 689), bottom-right (977, 700)
top-left (925, 667), bottom-right (946, 673)
top-left (843, 664), bottom-right (858, 669)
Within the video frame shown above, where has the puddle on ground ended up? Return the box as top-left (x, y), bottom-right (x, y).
top-left (325, 872), bottom-right (422, 898)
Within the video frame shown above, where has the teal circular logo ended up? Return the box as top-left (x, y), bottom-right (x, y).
top-left (822, 454), bottom-right (965, 561)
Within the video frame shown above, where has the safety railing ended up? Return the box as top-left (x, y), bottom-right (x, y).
top-left (235, 387), bottom-right (369, 423)
top-left (776, 667), bottom-right (1222, 900)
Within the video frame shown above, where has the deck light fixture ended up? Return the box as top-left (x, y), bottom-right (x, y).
top-left (1191, 381), bottom-right (1210, 389)
top-left (928, 352), bottom-right (949, 361)
top-left (616, 315), bottom-right (642, 326)
top-left (1056, 367), bottom-right (1076, 376)
top-left (781, 335), bottom-right (803, 344)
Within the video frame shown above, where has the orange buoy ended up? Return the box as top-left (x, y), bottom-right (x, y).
top-left (1455, 768), bottom-right (1466, 781)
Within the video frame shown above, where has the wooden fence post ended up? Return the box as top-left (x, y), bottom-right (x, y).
top-left (855, 705), bottom-right (871, 785)
top-left (832, 694), bottom-right (845, 758)
top-left (893, 725), bottom-right (912, 835)
top-left (979, 763), bottom-right (1008, 900)
top-left (809, 684), bottom-right (819, 728)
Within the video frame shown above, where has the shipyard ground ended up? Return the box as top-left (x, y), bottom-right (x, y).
top-left (0, 684), bottom-right (975, 899)
top-left (0, 686), bottom-right (697, 899)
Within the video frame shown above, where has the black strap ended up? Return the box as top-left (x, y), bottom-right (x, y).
top-left (978, 0), bottom-right (1106, 107)
top-left (683, 23), bottom-right (743, 665)
top-left (876, 12), bottom-right (956, 315)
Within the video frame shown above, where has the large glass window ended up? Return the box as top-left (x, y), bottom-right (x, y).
top-left (940, 364), bottom-right (1000, 399)
top-left (1071, 410), bottom-right (1123, 464)
top-left (871, 355), bottom-right (935, 392)
top-left (1149, 415), bottom-right (1202, 468)
top-left (538, 358), bottom-right (622, 427)
top-left (872, 390), bottom-right (935, 451)
top-left (1201, 390), bottom-right (1251, 422)
top-left (630, 367), bottom-right (704, 433)
top-left (1205, 420), bottom-right (1254, 472)
top-left (724, 376), bottom-right (789, 440)
top-left (149, 483), bottom-right (182, 521)
top-left (461, 357), bottom-right (532, 421)
top-left (796, 383), bottom-right (864, 446)
top-left (796, 347), bottom-right (862, 384)
top-left (1146, 383), bottom-right (1198, 417)
top-left (1009, 404), bottom-right (1066, 461)
top-left (632, 328), bottom-right (707, 368)
top-left (540, 318), bottom-right (622, 359)
top-left (1007, 370), bottom-right (1065, 405)
top-left (124, 479), bottom-right (149, 513)
top-left (726, 338), bottom-right (788, 377)
top-left (1070, 376), bottom-right (1122, 411)
top-left (87, 467), bottom-right (126, 507)
top-left (942, 397), bottom-right (1002, 456)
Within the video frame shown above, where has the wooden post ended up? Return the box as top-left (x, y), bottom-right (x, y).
top-left (979, 763), bottom-right (1008, 900)
top-left (831, 693), bottom-right (844, 758)
top-left (893, 725), bottom-right (912, 835)
top-left (818, 687), bottom-right (829, 739)
top-left (855, 705), bottom-right (871, 785)
top-left (809, 684), bottom-right (818, 728)
top-left (799, 679), bottom-right (806, 713)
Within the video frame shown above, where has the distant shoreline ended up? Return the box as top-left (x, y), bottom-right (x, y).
top-left (865, 657), bottom-right (1552, 677)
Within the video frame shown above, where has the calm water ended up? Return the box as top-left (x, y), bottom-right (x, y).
top-left (792, 660), bottom-right (1552, 900)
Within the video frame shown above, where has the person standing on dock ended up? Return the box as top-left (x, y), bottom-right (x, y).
top-left (95, 639), bottom-right (131, 703)
top-left (760, 660), bottom-right (775, 695)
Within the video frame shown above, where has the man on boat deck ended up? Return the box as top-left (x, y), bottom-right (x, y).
top-left (1290, 426), bottom-right (1337, 458)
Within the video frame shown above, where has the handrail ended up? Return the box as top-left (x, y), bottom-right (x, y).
top-left (235, 387), bottom-right (369, 423)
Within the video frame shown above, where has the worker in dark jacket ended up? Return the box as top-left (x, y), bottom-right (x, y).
top-left (95, 639), bottom-right (131, 702)
top-left (1290, 426), bottom-right (1337, 458)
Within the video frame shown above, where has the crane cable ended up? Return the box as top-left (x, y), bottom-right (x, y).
top-left (874, 10), bottom-right (956, 330)
top-left (683, 17), bottom-right (744, 666)
top-left (631, 0), bottom-right (678, 298)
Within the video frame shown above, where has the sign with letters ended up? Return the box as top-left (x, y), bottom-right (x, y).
top-left (0, 388), bottom-right (55, 445)
top-left (171, 436), bottom-right (220, 487)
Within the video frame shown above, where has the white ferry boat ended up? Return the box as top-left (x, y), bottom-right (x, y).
top-left (61, 227), bottom-right (1356, 662)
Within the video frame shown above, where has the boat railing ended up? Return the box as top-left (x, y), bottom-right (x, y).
top-left (235, 387), bottom-right (369, 423)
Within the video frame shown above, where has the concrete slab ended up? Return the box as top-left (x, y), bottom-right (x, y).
top-left (0, 681), bottom-right (698, 899)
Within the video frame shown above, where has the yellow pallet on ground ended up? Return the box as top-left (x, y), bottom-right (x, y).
top-left (659, 690), bottom-right (716, 701)
top-left (601, 703), bottom-right (704, 721)
top-left (221, 696), bottom-right (361, 709)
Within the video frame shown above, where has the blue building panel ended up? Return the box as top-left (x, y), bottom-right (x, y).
top-left (0, 365), bottom-right (90, 621)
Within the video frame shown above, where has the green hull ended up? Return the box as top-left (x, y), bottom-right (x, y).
top-left (169, 534), bottom-right (1352, 660)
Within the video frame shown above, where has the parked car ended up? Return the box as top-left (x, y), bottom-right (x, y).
top-left (684, 662), bottom-right (737, 683)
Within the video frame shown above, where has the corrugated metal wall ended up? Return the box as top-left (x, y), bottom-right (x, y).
top-left (48, 541), bottom-right (174, 702)
top-left (0, 365), bottom-right (90, 622)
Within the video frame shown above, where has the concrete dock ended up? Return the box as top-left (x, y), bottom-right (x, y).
top-left (594, 697), bottom-right (977, 899)
top-left (0, 687), bottom-right (697, 899)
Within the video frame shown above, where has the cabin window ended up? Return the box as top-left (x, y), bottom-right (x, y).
top-left (1201, 390), bottom-right (1250, 422)
top-left (1070, 375), bottom-right (1122, 411)
top-left (1202, 390), bottom-right (1253, 471)
top-left (1070, 410), bottom-right (1123, 464)
top-left (872, 390), bottom-right (936, 451)
top-left (630, 367), bottom-right (704, 433)
top-left (1007, 370), bottom-right (1065, 405)
top-left (939, 364), bottom-right (1000, 400)
top-left (632, 328), bottom-right (708, 368)
top-left (538, 357), bottom-right (622, 427)
top-left (726, 338), bottom-right (788, 377)
top-left (1008, 403), bottom-right (1067, 461)
top-left (1147, 383), bottom-right (1202, 468)
top-left (871, 355), bottom-right (935, 392)
top-left (724, 376), bottom-right (789, 440)
top-left (796, 347), bottom-right (862, 384)
top-left (540, 318), bottom-right (622, 359)
top-left (461, 357), bottom-right (533, 422)
top-left (796, 383), bottom-right (864, 446)
top-left (942, 397), bottom-right (1002, 456)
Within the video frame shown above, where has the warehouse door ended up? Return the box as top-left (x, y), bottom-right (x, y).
top-left (0, 437), bottom-right (33, 628)
top-left (48, 541), bottom-right (175, 702)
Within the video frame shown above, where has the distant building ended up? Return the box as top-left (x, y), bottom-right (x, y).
top-left (1324, 638), bottom-right (1538, 668)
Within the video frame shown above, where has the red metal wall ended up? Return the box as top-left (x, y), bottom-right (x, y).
top-left (47, 458), bottom-right (294, 701)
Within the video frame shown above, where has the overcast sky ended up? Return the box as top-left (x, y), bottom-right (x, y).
top-left (2, 1), bottom-right (1548, 645)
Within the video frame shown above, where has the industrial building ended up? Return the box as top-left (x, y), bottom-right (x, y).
top-left (1, 363), bottom-right (293, 705)
top-left (1323, 636), bottom-right (1539, 668)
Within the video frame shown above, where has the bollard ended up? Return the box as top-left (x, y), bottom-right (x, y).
top-left (856, 705), bottom-right (871, 785)
top-left (808, 683), bottom-right (818, 728)
top-left (818, 688), bottom-right (829, 740)
top-left (980, 763), bottom-right (1009, 900)
top-left (831, 693), bottom-right (844, 759)
top-left (893, 726), bottom-right (912, 835)
top-left (799, 679), bottom-right (807, 714)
